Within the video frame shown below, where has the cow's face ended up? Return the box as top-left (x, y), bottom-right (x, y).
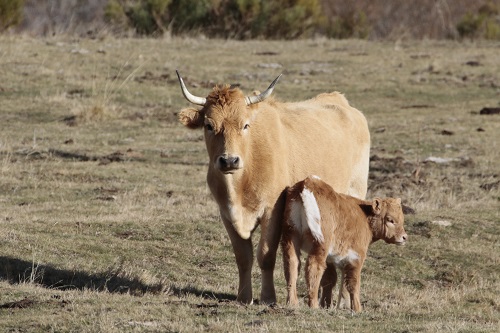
top-left (203, 87), bottom-right (255, 174)
top-left (177, 73), bottom-right (281, 175)
top-left (179, 86), bottom-right (255, 175)
top-left (372, 198), bottom-right (407, 245)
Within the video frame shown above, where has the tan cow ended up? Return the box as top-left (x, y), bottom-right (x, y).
top-left (177, 71), bottom-right (370, 304)
top-left (282, 176), bottom-right (407, 312)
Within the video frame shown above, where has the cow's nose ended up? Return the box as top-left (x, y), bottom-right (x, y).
top-left (402, 233), bottom-right (408, 241)
top-left (218, 155), bottom-right (241, 171)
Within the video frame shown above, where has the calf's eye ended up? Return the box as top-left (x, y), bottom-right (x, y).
top-left (205, 124), bottom-right (214, 131)
top-left (243, 124), bottom-right (250, 130)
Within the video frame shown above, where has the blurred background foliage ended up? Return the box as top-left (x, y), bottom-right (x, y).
top-left (0, 0), bottom-right (24, 32)
top-left (1, 0), bottom-right (500, 39)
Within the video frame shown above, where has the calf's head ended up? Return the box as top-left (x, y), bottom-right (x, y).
top-left (369, 198), bottom-right (407, 245)
top-left (177, 71), bottom-right (281, 175)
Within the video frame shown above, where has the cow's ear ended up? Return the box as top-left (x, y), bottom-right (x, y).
top-left (395, 198), bottom-right (402, 205)
top-left (178, 108), bottom-right (204, 129)
top-left (372, 198), bottom-right (383, 215)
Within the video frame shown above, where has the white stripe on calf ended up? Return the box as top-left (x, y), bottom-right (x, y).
top-left (300, 188), bottom-right (324, 243)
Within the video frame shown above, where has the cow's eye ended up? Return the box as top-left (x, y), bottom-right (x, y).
top-left (243, 123), bottom-right (250, 130)
top-left (387, 217), bottom-right (395, 224)
top-left (205, 123), bottom-right (214, 131)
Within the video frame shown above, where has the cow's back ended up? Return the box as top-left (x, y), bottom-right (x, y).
top-left (277, 92), bottom-right (370, 199)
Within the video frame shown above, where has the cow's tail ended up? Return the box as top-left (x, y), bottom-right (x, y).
top-left (297, 187), bottom-right (324, 243)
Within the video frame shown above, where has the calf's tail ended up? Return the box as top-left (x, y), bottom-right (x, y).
top-left (289, 187), bottom-right (324, 243)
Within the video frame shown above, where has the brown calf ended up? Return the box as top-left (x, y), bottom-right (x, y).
top-left (282, 176), bottom-right (407, 312)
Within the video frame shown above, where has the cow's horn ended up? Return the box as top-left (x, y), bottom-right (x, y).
top-left (245, 74), bottom-right (282, 105)
top-left (176, 70), bottom-right (206, 106)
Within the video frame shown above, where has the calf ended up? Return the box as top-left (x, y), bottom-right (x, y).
top-left (281, 176), bottom-right (407, 312)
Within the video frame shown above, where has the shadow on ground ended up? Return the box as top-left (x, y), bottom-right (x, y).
top-left (169, 285), bottom-right (237, 302)
top-left (0, 256), bottom-right (237, 302)
top-left (0, 256), bottom-right (162, 295)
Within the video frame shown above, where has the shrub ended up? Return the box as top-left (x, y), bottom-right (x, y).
top-left (456, 12), bottom-right (484, 39)
top-left (456, 1), bottom-right (500, 40)
top-left (104, 0), bottom-right (171, 35)
top-left (0, 0), bottom-right (24, 32)
top-left (104, 0), bottom-right (128, 30)
top-left (259, 0), bottom-right (324, 39)
top-left (169, 0), bottom-right (211, 34)
top-left (209, 0), bottom-right (324, 39)
top-left (327, 10), bottom-right (370, 39)
top-left (484, 18), bottom-right (500, 39)
top-left (204, 0), bottom-right (262, 39)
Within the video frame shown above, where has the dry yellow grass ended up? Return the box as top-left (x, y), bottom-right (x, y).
top-left (0, 35), bottom-right (499, 332)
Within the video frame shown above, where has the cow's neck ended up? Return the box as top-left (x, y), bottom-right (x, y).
top-left (208, 169), bottom-right (265, 240)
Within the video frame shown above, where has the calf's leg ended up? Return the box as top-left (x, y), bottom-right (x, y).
top-left (281, 230), bottom-right (301, 306)
top-left (320, 262), bottom-right (337, 308)
top-left (344, 263), bottom-right (363, 313)
top-left (305, 250), bottom-right (327, 308)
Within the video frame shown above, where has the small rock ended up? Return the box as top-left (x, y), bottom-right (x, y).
top-left (96, 195), bottom-right (116, 201)
top-left (402, 205), bottom-right (416, 215)
top-left (480, 180), bottom-right (499, 191)
top-left (464, 60), bottom-right (481, 66)
top-left (431, 220), bottom-right (452, 227)
top-left (255, 51), bottom-right (280, 56)
top-left (71, 48), bottom-right (90, 55)
top-left (257, 63), bottom-right (282, 69)
top-left (423, 156), bottom-right (470, 165)
top-left (479, 107), bottom-right (500, 115)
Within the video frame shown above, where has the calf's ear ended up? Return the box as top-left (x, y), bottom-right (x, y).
top-left (396, 198), bottom-right (402, 205)
top-left (372, 198), bottom-right (383, 215)
top-left (178, 108), bottom-right (205, 129)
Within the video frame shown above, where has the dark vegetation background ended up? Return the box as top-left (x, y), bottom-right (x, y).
top-left (1, 0), bottom-right (500, 40)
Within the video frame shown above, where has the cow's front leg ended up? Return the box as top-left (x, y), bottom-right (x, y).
top-left (221, 216), bottom-right (254, 304)
top-left (257, 200), bottom-right (284, 305)
top-left (256, 225), bottom-right (279, 305)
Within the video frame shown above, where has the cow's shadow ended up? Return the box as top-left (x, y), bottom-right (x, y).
top-left (169, 285), bottom-right (237, 302)
top-left (0, 256), bottom-right (236, 302)
top-left (0, 256), bottom-right (162, 295)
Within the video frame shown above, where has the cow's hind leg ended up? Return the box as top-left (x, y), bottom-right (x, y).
top-left (222, 216), bottom-right (254, 304)
top-left (320, 262), bottom-right (337, 308)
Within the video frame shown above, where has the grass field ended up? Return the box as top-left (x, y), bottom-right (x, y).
top-left (0, 35), bottom-right (499, 332)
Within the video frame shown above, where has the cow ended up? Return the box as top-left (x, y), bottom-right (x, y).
top-left (281, 176), bottom-right (407, 312)
top-left (176, 71), bottom-right (370, 305)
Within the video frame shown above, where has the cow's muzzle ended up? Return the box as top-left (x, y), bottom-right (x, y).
top-left (395, 233), bottom-right (408, 246)
top-left (216, 154), bottom-right (242, 173)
